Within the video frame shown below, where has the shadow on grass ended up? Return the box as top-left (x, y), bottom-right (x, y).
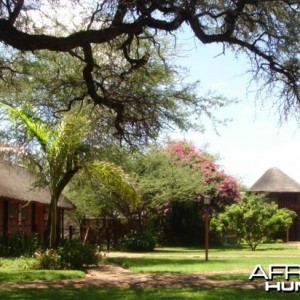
top-left (212, 244), bottom-right (296, 252)
top-left (153, 243), bottom-right (296, 254)
top-left (0, 287), bottom-right (298, 300)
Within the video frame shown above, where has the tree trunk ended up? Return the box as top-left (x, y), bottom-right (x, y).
top-left (49, 194), bottom-right (59, 249)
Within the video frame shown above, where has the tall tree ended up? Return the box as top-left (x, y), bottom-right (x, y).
top-left (0, 1), bottom-right (298, 129)
top-left (0, 102), bottom-right (140, 248)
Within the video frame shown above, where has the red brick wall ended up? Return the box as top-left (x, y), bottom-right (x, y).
top-left (0, 199), bottom-right (49, 238)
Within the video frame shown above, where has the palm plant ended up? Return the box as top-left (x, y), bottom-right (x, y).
top-left (0, 102), bottom-right (140, 248)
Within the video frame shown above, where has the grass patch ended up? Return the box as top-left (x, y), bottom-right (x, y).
top-left (0, 257), bottom-right (38, 269)
top-left (0, 256), bottom-right (85, 281)
top-left (0, 287), bottom-right (299, 300)
top-left (0, 270), bottom-right (85, 282)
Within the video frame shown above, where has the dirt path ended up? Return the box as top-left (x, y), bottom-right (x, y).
top-left (0, 263), bottom-right (263, 289)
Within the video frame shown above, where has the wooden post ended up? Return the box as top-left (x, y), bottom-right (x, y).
top-left (31, 203), bottom-right (36, 233)
top-left (3, 200), bottom-right (8, 235)
top-left (69, 225), bottom-right (73, 240)
top-left (205, 210), bottom-right (209, 261)
top-left (61, 210), bottom-right (64, 240)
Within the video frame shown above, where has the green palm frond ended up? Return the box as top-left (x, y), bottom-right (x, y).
top-left (47, 113), bottom-right (90, 179)
top-left (82, 161), bottom-right (140, 207)
top-left (49, 113), bottom-right (89, 156)
top-left (0, 102), bottom-right (52, 152)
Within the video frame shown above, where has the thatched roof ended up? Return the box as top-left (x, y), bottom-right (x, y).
top-left (0, 161), bottom-right (74, 209)
top-left (249, 167), bottom-right (300, 193)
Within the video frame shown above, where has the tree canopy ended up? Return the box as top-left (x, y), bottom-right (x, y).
top-left (0, 0), bottom-right (299, 131)
top-left (0, 33), bottom-right (230, 145)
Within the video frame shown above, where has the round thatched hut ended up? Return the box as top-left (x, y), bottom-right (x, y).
top-left (249, 167), bottom-right (300, 241)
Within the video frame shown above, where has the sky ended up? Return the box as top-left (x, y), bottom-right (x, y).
top-left (168, 31), bottom-right (300, 188)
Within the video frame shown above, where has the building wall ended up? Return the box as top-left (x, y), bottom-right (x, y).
top-left (0, 198), bottom-right (49, 238)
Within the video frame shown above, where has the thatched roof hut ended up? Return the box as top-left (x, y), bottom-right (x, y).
top-left (249, 167), bottom-right (300, 241)
top-left (0, 161), bottom-right (74, 209)
top-left (249, 167), bottom-right (300, 193)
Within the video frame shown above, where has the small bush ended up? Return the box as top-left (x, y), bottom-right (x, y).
top-left (35, 249), bottom-right (61, 270)
top-left (35, 239), bottom-right (99, 270)
top-left (58, 239), bottom-right (99, 269)
top-left (122, 231), bottom-right (156, 252)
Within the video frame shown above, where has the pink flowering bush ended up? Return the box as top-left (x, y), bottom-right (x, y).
top-left (164, 141), bottom-right (240, 214)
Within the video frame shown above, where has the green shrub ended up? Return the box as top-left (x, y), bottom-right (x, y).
top-left (0, 233), bottom-right (41, 257)
top-left (57, 239), bottom-right (99, 269)
top-left (122, 231), bottom-right (156, 252)
top-left (35, 239), bottom-right (99, 270)
top-left (35, 249), bottom-right (61, 270)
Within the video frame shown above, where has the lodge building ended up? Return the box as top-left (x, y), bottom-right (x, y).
top-left (249, 167), bottom-right (300, 241)
top-left (0, 161), bottom-right (74, 241)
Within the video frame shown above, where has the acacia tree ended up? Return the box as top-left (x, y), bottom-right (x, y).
top-left (0, 40), bottom-right (230, 146)
top-left (0, 1), bottom-right (298, 133)
top-left (0, 102), bottom-right (140, 248)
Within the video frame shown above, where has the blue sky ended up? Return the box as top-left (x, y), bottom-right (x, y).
top-left (169, 31), bottom-right (300, 188)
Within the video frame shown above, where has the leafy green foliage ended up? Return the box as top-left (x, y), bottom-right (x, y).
top-left (34, 249), bottom-right (61, 270)
top-left (0, 40), bottom-right (232, 146)
top-left (83, 161), bottom-right (140, 207)
top-left (35, 240), bottom-right (99, 270)
top-left (0, 103), bottom-right (52, 152)
top-left (132, 148), bottom-right (206, 205)
top-left (0, 233), bottom-right (41, 257)
top-left (121, 231), bottom-right (156, 252)
top-left (57, 239), bottom-right (99, 270)
top-left (127, 141), bottom-right (240, 246)
top-left (211, 194), bottom-right (297, 250)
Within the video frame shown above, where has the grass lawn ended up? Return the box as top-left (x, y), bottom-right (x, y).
top-left (1, 243), bottom-right (300, 299)
top-left (109, 243), bottom-right (300, 274)
top-left (0, 287), bottom-right (299, 300)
